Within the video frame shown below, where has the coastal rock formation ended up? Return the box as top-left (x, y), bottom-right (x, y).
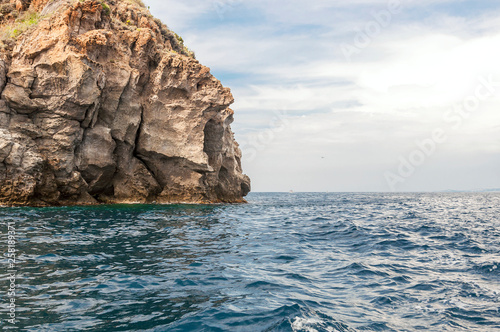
top-left (0, 0), bottom-right (250, 206)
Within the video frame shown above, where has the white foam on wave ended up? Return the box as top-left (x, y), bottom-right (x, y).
top-left (291, 316), bottom-right (339, 332)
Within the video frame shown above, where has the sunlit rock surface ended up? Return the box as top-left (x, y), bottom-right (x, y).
top-left (0, 0), bottom-right (250, 206)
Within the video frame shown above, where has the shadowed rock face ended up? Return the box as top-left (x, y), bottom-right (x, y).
top-left (0, 0), bottom-right (250, 206)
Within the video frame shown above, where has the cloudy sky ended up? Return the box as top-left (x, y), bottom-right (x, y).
top-left (146, 0), bottom-right (500, 192)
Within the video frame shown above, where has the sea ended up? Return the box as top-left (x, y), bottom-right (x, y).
top-left (0, 192), bottom-right (499, 331)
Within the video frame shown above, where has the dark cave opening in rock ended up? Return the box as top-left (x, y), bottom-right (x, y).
top-left (203, 119), bottom-right (224, 168)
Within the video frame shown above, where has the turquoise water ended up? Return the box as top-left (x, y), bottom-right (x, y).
top-left (0, 193), bottom-right (499, 331)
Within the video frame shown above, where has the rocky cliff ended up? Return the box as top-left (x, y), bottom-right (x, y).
top-left (0, 0), bottom-right (250, 206)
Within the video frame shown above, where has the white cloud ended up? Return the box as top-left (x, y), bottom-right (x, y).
top-left (146, 0), bottom-right (500, 191)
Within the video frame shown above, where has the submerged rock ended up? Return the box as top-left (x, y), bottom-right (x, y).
top-left (0, 0), bottom-right (250, 206)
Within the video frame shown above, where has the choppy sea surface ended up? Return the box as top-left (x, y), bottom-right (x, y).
top-left (0, 193), bottom-right (499, 331)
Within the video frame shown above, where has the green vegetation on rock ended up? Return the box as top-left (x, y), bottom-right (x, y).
top-left (124, 0), bottom-right (146, 8)
top-left (100, 2), bottom-right (111, 15)
top-left (0, 10), bottom-right (40, 40)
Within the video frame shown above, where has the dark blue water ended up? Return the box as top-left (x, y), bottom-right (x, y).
top-left (0, 193), bottom-right (499, 331)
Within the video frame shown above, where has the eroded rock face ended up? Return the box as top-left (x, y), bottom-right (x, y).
top-left (0, 0), bottom-right (250, 206)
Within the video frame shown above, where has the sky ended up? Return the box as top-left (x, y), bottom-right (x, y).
top-left (145, 0), bottom-right (500, 192)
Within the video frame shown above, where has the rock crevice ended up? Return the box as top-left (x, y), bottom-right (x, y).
top-left (0, 0), bottom-right (250, 206)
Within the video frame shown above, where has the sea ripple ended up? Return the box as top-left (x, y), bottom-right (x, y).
top-left (0, 193), bottom-right (499, 331)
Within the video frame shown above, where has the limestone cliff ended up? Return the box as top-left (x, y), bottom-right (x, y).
top-left (0, 0), bottom-right (250, 206)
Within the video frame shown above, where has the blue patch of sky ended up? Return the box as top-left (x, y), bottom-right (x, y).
top-left (212, 68), bottom-right (356, 92)
top-left (181, 3), bottom-right (328, 35)
top-left (394, 0), bottom-right (500, 23)
top-left (190, 4), bottom-right (266, 29)
top-left (431, 0), bottom-right (500, 17)
top-left (209, 70), bottom-right (246, 83)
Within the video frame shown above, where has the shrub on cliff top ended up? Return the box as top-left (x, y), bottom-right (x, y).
top-left (0, 10), bottom-right (40, 40)
top-left (124, 0), bottom-right (146, 8)
top-left (100, 2), bottom-right (111, 15)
